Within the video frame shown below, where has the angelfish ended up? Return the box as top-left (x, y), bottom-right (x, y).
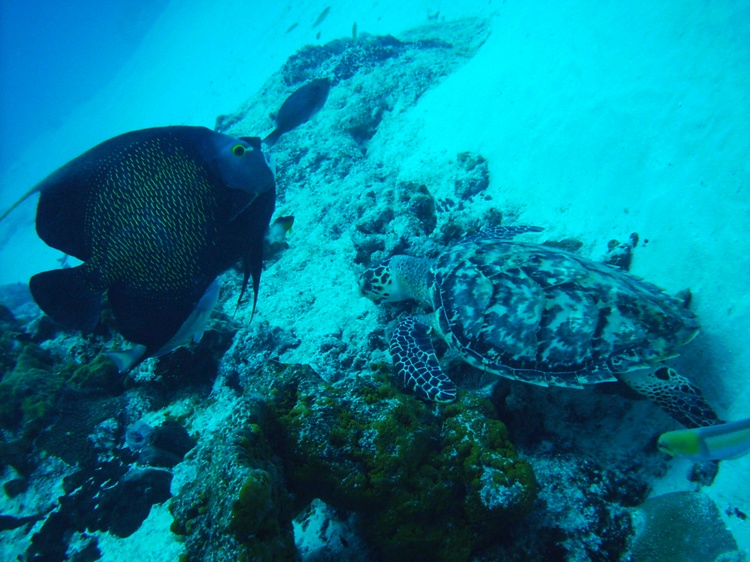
top-left (658, 417), bottom-right (750, 461)
top-left (0, 126), bottom-right (276, 368)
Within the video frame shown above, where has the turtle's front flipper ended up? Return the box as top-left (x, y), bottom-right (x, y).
top-left (618, 367), bottom-right (722, 428)
top-left (480, 225), bottom-right (544, 240)
top-left (390, 316), bottom-right (457, 403)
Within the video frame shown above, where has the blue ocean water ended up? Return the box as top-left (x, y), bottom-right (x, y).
top-left (0, 0), bottom-right (167, 174)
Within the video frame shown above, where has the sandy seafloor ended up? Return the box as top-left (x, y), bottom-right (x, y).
top-left (0, 0), bottom-right (749, 560)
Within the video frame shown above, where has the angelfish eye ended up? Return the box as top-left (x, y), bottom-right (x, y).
top-left (232, 144), bottom-right (247, 157)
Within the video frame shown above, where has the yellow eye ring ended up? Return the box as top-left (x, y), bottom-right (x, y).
top-left (232, 144), bottom-right (246, 157)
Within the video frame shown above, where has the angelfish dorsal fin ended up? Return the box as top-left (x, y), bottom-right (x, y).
top-left (0, 185), bottom-right (41, 222)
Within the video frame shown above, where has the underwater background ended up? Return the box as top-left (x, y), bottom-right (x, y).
top-left (0, 0), bottom-right (749, 560)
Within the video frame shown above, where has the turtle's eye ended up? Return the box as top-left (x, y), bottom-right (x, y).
top-left (232, 144), bottom-right (247, 157)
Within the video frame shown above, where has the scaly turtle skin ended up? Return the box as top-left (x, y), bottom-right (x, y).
top-left (360, 226), bottom-right (720, 428)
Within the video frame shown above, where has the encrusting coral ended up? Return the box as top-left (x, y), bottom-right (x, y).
top-left (267, 362), bottom-right (536, 561)
top-left (169, 392), bottom-right (297, 562)
top-left (0, 344), bottom-right (62, 435)
top-left (167, 361), bottom-right (535, 561)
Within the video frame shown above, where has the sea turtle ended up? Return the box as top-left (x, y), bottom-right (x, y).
top-left (359, 226), bottom-right (720, 428)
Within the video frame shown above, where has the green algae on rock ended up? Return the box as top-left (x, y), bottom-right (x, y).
top-left (65, 353), bottom-right (122, 393)
top-left (267, 362), bottom-right (535, 561)
top-left (0, 344), bottom-right (63, 435)
top-left (169, 394), bottom-right (297, 562)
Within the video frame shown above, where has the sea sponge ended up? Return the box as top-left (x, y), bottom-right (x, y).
top-left (629, 491), bottom-right (737, 562)
top-left (124, 420), bottom-right (154, 452)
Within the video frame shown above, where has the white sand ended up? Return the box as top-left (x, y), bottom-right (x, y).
top-left (1, 0), bottom-right (748, 555)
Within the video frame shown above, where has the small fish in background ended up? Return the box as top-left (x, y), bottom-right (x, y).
top-left (107, 278), bottom-right (221, 373)
top-left (286, 22), bottom-right (298, 34)
top-left (264, 215), bottom-right (295, 260)
top-left (312, 6), bottom-right (330, 28)
top-left (263, 78), bottom-right (331, 147)
top-left (658, 417), bottom-right (750, 461)
top-left (352, 22), bottom-right (358, 42)
top-left (265, 215), bottom-right (295, 246)
top-left (0, 126), bottom-right (276, 370)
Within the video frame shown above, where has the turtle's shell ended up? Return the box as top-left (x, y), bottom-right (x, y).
top-left (429, 238), bottom-right (699, 387)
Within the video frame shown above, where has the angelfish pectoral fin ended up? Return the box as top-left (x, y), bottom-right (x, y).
top-left (390, 316), bottom-right (457, 403)
top-left (228, 190), bottom-right (259, 222)
top-left (106, 345), bottom-right (148, 374)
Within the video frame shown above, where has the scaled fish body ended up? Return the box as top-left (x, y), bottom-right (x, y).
top-left (264, 78), bottom-right (331, 147)
top-left (4, 126), bottom-right (275, 364)
top-left (658, 416), bottom-right (750, 461)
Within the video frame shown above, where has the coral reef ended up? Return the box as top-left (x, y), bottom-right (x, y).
top-left (475, 452), bottom-right (642, 561)
top-left (454, 152), bottom-right (490, 199)
top-left (169, 392), bottom-right (297, 562)
top-left (293, 499), bottom-right (374, 561)
top-left (125, 419), bottom-right (196, 468)
top-left (218, 19), bottom-right (491, 150)
top-left (0, 344), bottom-right (61, 435)
top-left (168, 361), bottom-right (535, 561)
top-left (268, 362), bottom-right (536, 561)
top-left (64, 353), bottom-right (123, 393)
top-left (0, 295), bottom-right (217, 559)
top-left (0, 302), bottom-right (28, 377)
top-left (26, 462), bottom-right (173, 560)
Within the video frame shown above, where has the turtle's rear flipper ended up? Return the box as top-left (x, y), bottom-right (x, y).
top-left (618, 367), bottom-right (722, 428)
top-left (390, 316), bottom-right (457, 403)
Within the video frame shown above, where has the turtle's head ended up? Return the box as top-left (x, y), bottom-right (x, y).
top-left (359, 256), bottom-right (431, 304)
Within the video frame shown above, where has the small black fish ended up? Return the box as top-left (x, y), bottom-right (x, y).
top-left (312, 6), bottom-right (331, 28)
top-left (1, 126), bottom-right (276, 364)
top-left (263, 78), bottom-right (331, 147)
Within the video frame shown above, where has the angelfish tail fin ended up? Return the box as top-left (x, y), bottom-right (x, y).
top-left (29, 265), bottom-right (103, 332)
